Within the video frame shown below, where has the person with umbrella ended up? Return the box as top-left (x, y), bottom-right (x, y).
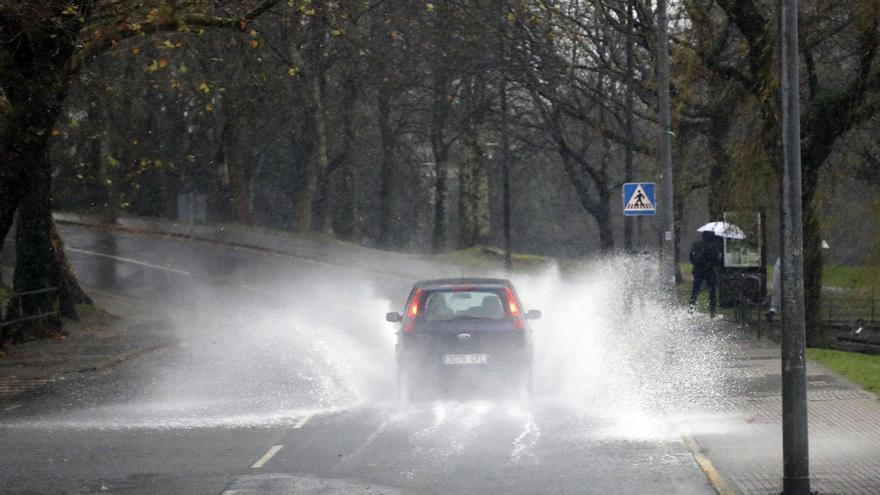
top-left (689, 229), bottom-right (724, 316)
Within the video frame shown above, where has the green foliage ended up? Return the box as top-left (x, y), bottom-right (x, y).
top-left (807, 348), bottom-right (880, 396)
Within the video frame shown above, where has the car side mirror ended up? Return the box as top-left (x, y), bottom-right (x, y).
top-left (386, 312), bottom-right (403, 323)
top-left (525, 309), bottom-right (542, 320)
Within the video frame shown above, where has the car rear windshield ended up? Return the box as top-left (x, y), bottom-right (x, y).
top-left (422, 290), bottom-right (507, 321)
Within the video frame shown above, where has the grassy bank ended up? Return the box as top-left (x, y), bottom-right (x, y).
top-left (823, 265), bottom-right (879, 291)
top-left (438, 245), bottom-right (551, 273)
top-left (807, 348), bottom-right (880, 396)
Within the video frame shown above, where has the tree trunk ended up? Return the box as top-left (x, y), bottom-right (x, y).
top-left (377, 85), bottom-right (396, 248)
top-left (290, 18), bottom-right (329, 233)
top-left (431, 157), bottom-right (448, 254)
top-left (0, 109), bottom-right (35, 287)
top-left (475, 154), bottom-right (490, 244)
top-left (0, 168), bottom-right (26, 272)
top-left (0, 175), bottom-right (25, 289)
top-left (802, 162), bottom-right (825, 347)
top-left (458, 134), bottom-right (483, 249)
top-left (706, 136), bottom-right (729, 220)
top-left (6, 148), bottom-right (58, 343)
top-left (222, 115), bottom-right (254, 225)
top-left (595, 186), bottom-right (615, 253)
top-left (94, 112), bottom-right (118, 223)
top-left (430, 72), bottom-right (451, 254)
top-left (330, 74), bottom-right (359, 241)
top-left (307, 66), bottom-right (330, 233)
top-left (333, 161), bottom-right (358, 241)
top-left (51, 220), bottom-right (92, 320)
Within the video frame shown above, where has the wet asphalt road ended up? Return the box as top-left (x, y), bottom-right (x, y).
top-left (0, 224), bottom-right (715, 494)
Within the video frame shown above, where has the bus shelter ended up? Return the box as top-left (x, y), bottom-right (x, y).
top-left (719, 211), bottom-right (767, 309)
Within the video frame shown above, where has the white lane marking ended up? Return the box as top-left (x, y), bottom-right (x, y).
top-left (251, 445), bottom-right (284, 469)
top-left (66, 248), bottom-right (192, 275)
top-left (4, 405), bottom-right (22, 412)
top-left (221, 491), bottom-right (244, 495)
top-left (509, 414), bottom-right (541, 464)
top-left (293, 414), bottom-right (312, 429)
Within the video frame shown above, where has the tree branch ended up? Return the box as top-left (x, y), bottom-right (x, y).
top-left (69, 0), bottom-right (284, 74)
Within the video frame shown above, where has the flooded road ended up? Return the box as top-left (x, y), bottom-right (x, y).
top-left (0, 224), bottom-right (726, 494)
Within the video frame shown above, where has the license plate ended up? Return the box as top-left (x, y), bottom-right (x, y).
top-left (443, 353), bottom-right (488, 365)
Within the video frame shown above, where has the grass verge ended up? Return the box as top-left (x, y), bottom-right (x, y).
top-left (807, 348), bottom-right (880, 396)
top-left (823, 265), bottom-right (879, 291)
top-left (438, 245), bottom-right (551, 273)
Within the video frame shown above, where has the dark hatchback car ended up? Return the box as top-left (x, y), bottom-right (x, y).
top-left (387, 278), bottom-right (541, 400)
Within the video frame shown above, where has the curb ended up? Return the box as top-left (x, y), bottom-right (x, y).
top-left (681, 433), bottom-right (739, 495)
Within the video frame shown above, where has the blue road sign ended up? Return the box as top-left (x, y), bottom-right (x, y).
top-left (623, 182), bottom-right (656, 216)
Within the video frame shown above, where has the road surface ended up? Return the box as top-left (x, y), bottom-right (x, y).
top-left (0, 224), bottom-right (716, 494)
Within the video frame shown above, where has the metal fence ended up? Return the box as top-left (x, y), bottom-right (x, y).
top-left (0, 287), bottom-right (60, 329)
top-left (725, 295), bottom-right (880, 350)
top-left (824, 296), bottom-right (878, 326)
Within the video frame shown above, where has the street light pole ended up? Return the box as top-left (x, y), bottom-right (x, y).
top-left (779, 0), bottom-right (810, 493)
top-left (624, 0), bottom-right (636, 253)
top-left (656, 0), bottom-right (676, 298)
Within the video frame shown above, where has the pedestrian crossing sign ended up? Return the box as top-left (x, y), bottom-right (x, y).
top-left (623, 182), bottom-right (656, 216)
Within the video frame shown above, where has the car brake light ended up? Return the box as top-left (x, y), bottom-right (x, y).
top-left (505, 287), bottom-right (520, 316)
top-left (505, 287), bottom-right (524, 329)
top-left (404, 288), bottom-right (422, 333)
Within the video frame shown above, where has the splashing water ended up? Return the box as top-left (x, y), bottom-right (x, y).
top-left (5, 253), bottom-right (733, 436)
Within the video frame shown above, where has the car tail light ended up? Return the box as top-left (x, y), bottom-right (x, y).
top-left (404, 288), bottom-right (422, 333)
top-left (505, 287), bottom-right (524, 330)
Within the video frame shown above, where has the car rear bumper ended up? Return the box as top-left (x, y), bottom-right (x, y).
top-left (397, 348), bottom-right (532, 378)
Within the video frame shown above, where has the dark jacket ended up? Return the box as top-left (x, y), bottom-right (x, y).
top-left (690, 232), bottom-right (722, 277)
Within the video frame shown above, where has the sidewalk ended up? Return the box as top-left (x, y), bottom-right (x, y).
top-left (686, 326), bottom-right (880, 495)
top-left (0, 290), bottom-right (173, 405)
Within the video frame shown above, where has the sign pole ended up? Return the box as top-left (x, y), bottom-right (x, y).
top-left (656, 0), bottom-right (676, 299)
top-left (779, 0), bottom-right (810, 493)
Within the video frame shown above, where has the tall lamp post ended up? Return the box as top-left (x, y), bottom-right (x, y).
top-left (779, 0), bottom-right (810, 493)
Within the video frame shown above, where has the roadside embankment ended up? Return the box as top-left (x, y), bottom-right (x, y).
top-left (52, 212), bottom-right (546, 280)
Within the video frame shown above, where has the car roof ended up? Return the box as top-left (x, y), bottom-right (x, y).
top-left (414, 278), bottom-right (512, 290)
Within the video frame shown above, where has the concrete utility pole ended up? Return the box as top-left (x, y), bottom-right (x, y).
top-left (656, 0), bottom-right (676, 297)
top-left (778, 0), bottom-right (810, 493)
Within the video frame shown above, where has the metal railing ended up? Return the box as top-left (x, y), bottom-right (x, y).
top-left (0, 287), bottom-right (60, 329)
top-left (824, 296), bottom-right (878, 326)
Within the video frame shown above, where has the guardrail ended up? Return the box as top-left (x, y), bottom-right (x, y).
top-left (0, 287), bottom-right (60, 329)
